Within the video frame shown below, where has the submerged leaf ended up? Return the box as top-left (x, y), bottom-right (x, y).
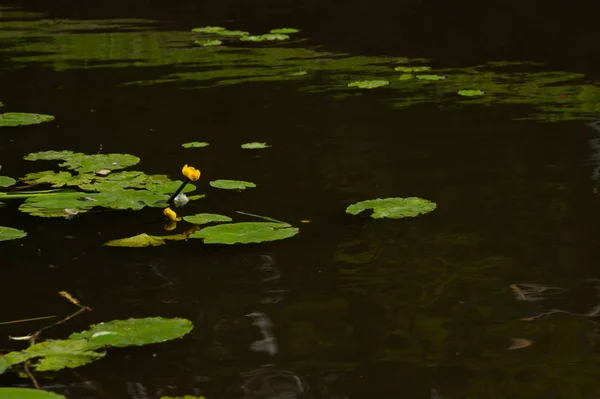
top-left (0, 226), bottom-right (27, 242)
top-left (458, 89), bottom-right (485, 96)
top-left (241, 142), bottom-right (270, 149)
top-left (218, 30), bottom-right (250, 36)
top-left (0, 112), bottom-right (54, 127)
top-left (191, 222), bottom-right (298, 244)
top-left (269, 28), bottom-right (299, 34)
top-left (193, 39), bottom-right (222, 47)
top-left (346, 197), bottom-right (437, 219)
top-left (416, 74), bottom-right (446, 81)
top-left (104, 233), bottom-right (168, 247)
top-left (394, 66), bottom-right (431, 72)
top-left (182, 141), bottom-right (210, 148)
top-left (0, 176), bottom-right (16, 187)
top-left (210, 179), bottom-right (256, 190)
top-left (183, 213), bottom-right (232, 225)
top-left (347, 80), bottom-right (389, 89)
top-left (191, 26), bottom-right (226, 33)
top-left (69, 317), bottom-right (194, 347)
top-left (0, 388), bottom-right (66, 398)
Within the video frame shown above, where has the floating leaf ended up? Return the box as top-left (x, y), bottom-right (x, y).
top-left (182, 141), bottom-right (210, 148)
top-left (191, 222), bottom-right (298, 244)
top-left (240, 34), bottom-right (290, 42)
top-left (458, 89), bottom-right (485, 97)
top-left (0, 226), bottom-right (27, 242)
top-left (24, 150), bottom-right (79, 161)
top-left (105, 233), bottom-right (168, 247)
top-left (146, 180), bottom-right (196, 195)
top-left (0, 356), bottom-right (7, 374)
top-left (210, 179), bottom-right (256, 190)
top-left (218, 30), bottom-right (249, 36)
top-left (416, 74), bottom-right (446, 81)
top-left (0, 176), bottom-right (16, 187)
top-left (59, 153), bottom-right (140, 173)
top-left (269, 28), bottom-right (299, 34)
top-left (398, 74), bottom-right (414, 80)
top-left (183, 213), bottom-right (232, 225)
top-left (347, 80), bottom-right (389, 89)
top-left (191, 26), bottom-right (225, 33)
top-left (289, 71), bottom-right (308, 76)
top-left (394, 66), bottom-right (431, 72)
top-left (0, 388), bottom-right (66, 399)
top-left (241, 142), bottom-right (270, 149)
top-left (0, 112), bottom-right (55, 127)
top-left (69, 317), bottom-right (194, 347)
top-left (346, 197), bottom-right (437, 219)
top-left (21, 171), bottom-right (76, 188)
top-left (193, 39), bottom-right (222, 47)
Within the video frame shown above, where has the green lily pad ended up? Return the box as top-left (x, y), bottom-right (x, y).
top-left (193, 39), bottom-right (222, 47)
top-left (240, 34), bottom-right (290, 42)
top-left (0, 176), bottom-right (16, 187)
top-left (394, 66), bottom-right (431, 72)
top-left (0, 388), bottom-right (66, 399)
top-left (346, 197), bottom-right (437, 219)
top-left (218, 30), bottom-right (250, 36)
top-left (289, 71), bottom-right (308, 76)
top-left (191, 26), bottom-right (226, 33)
top-left (0, 226), bottom-right (27, 242)
top-left (210, 179), bottom-right (256, 190)
top-left (458, 89), bottom-right (485, 97)
top-left (416, 74), bottom-right (446, 81)
top-left (0, 356), bottom-right (7, 374)
top-left (21, 171), bottom-right (76, 188)
top-left (269, 28), bottom-right (299, 34)
top-left (183, 213), bottom-right (232, 225)
top-left (25, 151), bottom-right (140, 173)
top-left (0, 112), bottom-right (55, 127)
top-left (69, 317), bottom-right (194, 348)
top-left (105, 233), bottom-right (169, 247)
top-left (241, 142), bottom-right (270, 149)
top-left (347, 80), bottom-right (390, 89)
top-left (190, 222), bottom-right (299, 244)
top-left (146, 180), bottom-right (196, 195)
top-left (24, 150), bottom-right (80, 161)
top-left (398, 74), bottom-right (414, 80)
top-left (182, 141), bottom-right (210, 148)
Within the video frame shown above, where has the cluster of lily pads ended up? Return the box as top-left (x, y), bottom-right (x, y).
top-left (347, 65), bottom-right (484, 97)
top-left (191, 26), bottom-right (299, 47)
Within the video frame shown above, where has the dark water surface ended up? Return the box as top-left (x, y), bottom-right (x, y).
top-left (2, 1), bottom-right (600, 398)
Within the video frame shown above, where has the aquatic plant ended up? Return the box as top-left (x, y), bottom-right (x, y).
top-left (346, 197), bottom-right (437, 219)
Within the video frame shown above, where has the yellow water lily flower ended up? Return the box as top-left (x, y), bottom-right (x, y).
top-left (182, 164), bottom-right (201, 181)
top-left (163, 207), bottom-right (182, 222)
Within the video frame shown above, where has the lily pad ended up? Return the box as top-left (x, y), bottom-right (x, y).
top-left (183, 213), bottom-right (232, 225)
top-left (191, 26), bottom-right (226, 33)
top-left (398, 74), bottom-right (414, 80)
top-left (190, 222), bottom-right (299, 244)
top-left (0, 176), bottom-right (16, 187)
top-left (289, 71), bottom-right (308, 76)
top-left (24, 150), bottom-right (79, 161)
top-left (347, 80), bottom-right (390, 89)
top-left (0, 226), bottom-right (27, 242)
top-left (0, 388), bottom-right (66, 399)
top-left (458, 89), bottom-right (485, 97)
top-left (69, 317), bottom-right (194, 347)
top-left (416, 74), bottom-right (446, 81)
top-left (394, 66), bottom-right (431, 72)
top-left (210, 179), bottom-right (256, 190)
top-left (346, 197), bottom-right (437, 219)
top-left (105, 233), bottom-right (169, 247)
top-left (218, 30), bottom-right (250, 36)
top-left (0, 356), bottom-right (7, 374)
top-left (241, 142), bottom-right (270, 149)
top-left (21, 171), bottom-right (76, 188)
top-left (269, 28), bottom-right (299, 34)
top-left (0, 112), bottom-right (55, 127)
top-left (182, 141), bottom-right (210, 148)
top-left (146, 180), bottom-right (196, 195)
top-left (24, 151), bottom-right (140, 173)
top-left (193, 39), bottom-right (222, 47)
top-left (240, 34), bottom-right (290, 42)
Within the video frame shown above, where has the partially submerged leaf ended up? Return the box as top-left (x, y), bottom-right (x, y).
top-left (104, 233), bottom-right (168, 247)
top-left (210, 179), bottom-right (256, 190)
top-left (183, 213), bottom-right (232, 225)
top-left (0, 356), bottom-right (7, 374)
top-left (241, 142), bottom-right (270, 149)
top-left (182, 141), bottom-right (210, 148)
top-left (240, 34), bottom-right (290, 42)
top-left (0, 388), bottom-right (66, 399)
top-left (394, 66), bottom-right (431, 72)
top-left (191, 222), bottom-right (298, 244)
top-left (269, 28), bottom-right (299, 34)
top-left (416, 74), bottom-right (446, 81)
top-left (0, 176), bottom-right (16, 187)
top-left (458, 89), bottom-right (485, 96)
top-left (346, 197), bottom-right (437, 219)
top-left (191, 26), bottom-right (226, 33)
top-left (69, 317), bottom-right (194, 347)
top-left (0, 226), bottom-right (27, 242)
top-left (193, 39), bottom-right (222, 47)
top-left (5, 339), bottom-right (104, 372)
top-left (218, 30), bottom-right (249, 36)
top-left (347, 80), bottom-right (389, 89)
top-left (0, 112), bottom-right (54, 127)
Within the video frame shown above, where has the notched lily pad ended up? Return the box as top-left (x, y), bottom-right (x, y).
top-left (210, 179), bottom-right (256, 190)
top-left (458, 89), bottom-right (485, 96)
top-left (0, 176), bottom-right (16, 187)
top-left (347, 80), bottom-right (389, 89)
top-left (0, 226), bottom-right (27, 242)
top-left (0, 112), bottom-right (55, 127)
top-left (191, 222), bottom-right (299, 244)
top-left (183, 213), bottom-right (232, 225)
top-left (182, 141), bottom-right (210, 148)
top-left (346, 197), bottom-right (437, 219)
top-left (241, 142), bottom-right (270, 149)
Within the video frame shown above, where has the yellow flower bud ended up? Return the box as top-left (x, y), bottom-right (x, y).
top-left (163, 207), bottom-right (182, 222)
top-left (182, 164), bottom-right (201, 181)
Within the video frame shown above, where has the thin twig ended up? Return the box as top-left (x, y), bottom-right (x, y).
top-left (24, 361), bottom-right (40, 390)
top-left (0, 315), bottom-right (56, 326)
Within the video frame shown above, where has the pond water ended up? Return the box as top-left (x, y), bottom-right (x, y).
top-left (2, 0), bottom-right (600, 398)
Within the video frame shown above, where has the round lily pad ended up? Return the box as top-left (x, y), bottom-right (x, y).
top-left (183, 213), bottom-right (232, 225)
top-left (346, 197), bottom-right (437, 219)
top-left (182, 141), bottom-right (210, 148)
top-left (416, 74), bottom-right (446, 81)
top-left (190, 222), bottom-right (298, 244)
top-left (0, 176), bottom-right (16, 187)
top-left (0, 112), bottom-right (55, 127)
top-left (458, 89), bottom-right (485, 97)
top-left (210, 179), bottom-right (256, 190)
top-left (269, 28), bottom-right (299, 34)
top-left (191, 26), bottom-right (226, 33)
top-left (394, 66), bottom-right (431, 72)
top-left (347, 80), bottom-right (390, 89)
top-left (241, 142), bottom-right (270, 149)
top-left (240, 34), bottom-right (290, 42)
top-left (194, 39), bottom-right (222, 47)
top-left (0, 226), bottom-right (27, 242)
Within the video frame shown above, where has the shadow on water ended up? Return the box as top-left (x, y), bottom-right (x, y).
top-left (3, 1), bottom-right (600, 398)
